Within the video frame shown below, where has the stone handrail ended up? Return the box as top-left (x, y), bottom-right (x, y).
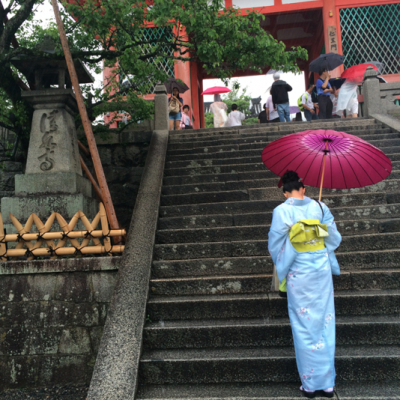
top-left (87, 84), bottom-right (169, 400)
top-left (362, 67), bottom-right (400, 117)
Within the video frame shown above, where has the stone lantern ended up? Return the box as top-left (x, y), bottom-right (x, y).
top-left (1, 48), bottom-right (98, 231)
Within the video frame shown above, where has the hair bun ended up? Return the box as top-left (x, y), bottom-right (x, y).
top-left (282, 170), bottom-right (300, 184)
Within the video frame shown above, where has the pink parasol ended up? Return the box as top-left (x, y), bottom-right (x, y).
top-left (262, 130), bottom-right (392, 200)
top-left (201, 86), bottom-right (231, 95)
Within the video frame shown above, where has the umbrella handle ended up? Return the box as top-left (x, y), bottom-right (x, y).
top-left (319, 141), bottom-right (329, 201)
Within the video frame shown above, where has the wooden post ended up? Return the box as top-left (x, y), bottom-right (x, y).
top-left (51, 0), bottom-right (119, 232)
top-left (319, 141), bottom-right (329, 201)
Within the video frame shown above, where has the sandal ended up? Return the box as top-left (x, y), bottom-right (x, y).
top-left (321, 389), bottom-right (334, 398)
top-left (300, 386), bottom-right (317, 398)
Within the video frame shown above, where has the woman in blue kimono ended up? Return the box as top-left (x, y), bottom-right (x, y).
top-left (268, 171), bottom-right (342, 398)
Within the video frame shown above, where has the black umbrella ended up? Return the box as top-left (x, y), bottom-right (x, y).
top-left (309, 53), bottom-right (344, 73)
top-left (163, 77), bottom-right (189, 94)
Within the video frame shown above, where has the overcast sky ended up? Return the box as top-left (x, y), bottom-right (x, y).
top-left (38, 1), bottom-right (307, 109)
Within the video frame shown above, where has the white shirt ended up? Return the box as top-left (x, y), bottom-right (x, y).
top-left (225, 110), bottom-right (245, 127)
top-left (266, 96), bottom-right (279, 120)
top-left (301, 92), bottom-right (314, 110)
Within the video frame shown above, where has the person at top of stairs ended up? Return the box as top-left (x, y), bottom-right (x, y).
top-left (225, 103), bottom-right (245, 127)
top-left (268, 170), bottom-right (342, 399)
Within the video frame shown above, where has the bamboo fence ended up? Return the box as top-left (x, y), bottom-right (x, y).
top-left (0, 203), bottom-right (125, 261)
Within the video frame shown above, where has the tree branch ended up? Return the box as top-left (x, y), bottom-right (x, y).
top-left (0, 0), bottom-right (37, 51)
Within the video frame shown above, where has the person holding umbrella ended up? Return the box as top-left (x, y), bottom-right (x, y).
top-left (316, 69), bottom-right (334, 119)
top-left (268, 170), bottom-right (342, 399)
top-left (168, 87), bottom-right (184, 130)
top-left (164, 78), bottom-right (189, 131)
top-left (209, 94), bottom-right (228, 128)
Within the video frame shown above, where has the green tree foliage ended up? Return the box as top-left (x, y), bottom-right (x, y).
top-left (204, 112), bottom-right (214, 129)
top-left (223, 80), bottom-right (252, 116)
top-left (0, 0), bottom-right (307, 158)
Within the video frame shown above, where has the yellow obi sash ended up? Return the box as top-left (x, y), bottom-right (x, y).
top-left (289, 219), bottom-right (329, 252)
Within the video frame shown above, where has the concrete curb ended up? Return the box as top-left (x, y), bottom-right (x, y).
top-left (86, 129), bottom-right (169, 400)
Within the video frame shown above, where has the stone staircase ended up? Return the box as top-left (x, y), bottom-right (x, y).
top-left (136, 119), bottom-right (400, 399)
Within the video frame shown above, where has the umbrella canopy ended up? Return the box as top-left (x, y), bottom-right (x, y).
top-left (164, 77), bottom-right (189, 94)
top-left (329, 77), bottom-right (346, 90)
top-left (262, 130), bottom-right (392, 193)
top-left (341, 63), bottom-right (379, 81)
top-left (201, 86), bottom-right (231, 95)
top-left (309, 53), bottom-right (344, 73)
top-left (365, 61), bottom-right (384, 74)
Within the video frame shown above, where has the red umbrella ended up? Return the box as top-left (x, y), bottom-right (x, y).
top-left (201, 86), bottom-right (231, 95)
top-left (341, 63), bottom-right (378, 81)
top-left (262, 130), bottom-right (392, 200)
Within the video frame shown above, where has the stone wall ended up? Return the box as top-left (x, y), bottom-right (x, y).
top-left (0, 130), bottom-right (151, 229)
top-left (0, 257), bottom-right (119, 390)
top-left (96, 131), bottom-right (151, 229)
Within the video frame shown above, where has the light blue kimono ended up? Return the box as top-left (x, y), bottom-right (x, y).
top-left (268, 196), bottom-right (342, 391)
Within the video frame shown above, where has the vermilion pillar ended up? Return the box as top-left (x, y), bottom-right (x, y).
top-left (322, 0), bottom-right (343, 77)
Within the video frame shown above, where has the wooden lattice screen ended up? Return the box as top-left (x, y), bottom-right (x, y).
top-left (0, 203), bottom-right (125, 261)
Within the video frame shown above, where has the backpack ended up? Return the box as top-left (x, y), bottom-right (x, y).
top-left (297, 92), bottom-right (308, 112)
top-left (311, 85), bottom-right (319, 103)
top-left (168, 97), bottom-right (180, 115)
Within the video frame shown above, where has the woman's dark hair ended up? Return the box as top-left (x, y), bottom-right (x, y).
top-left (263, 103), bottom-right (267, 110)
top-left (295, 112), bottom-right (302, 121)
top-left (282, 170), bottom-right (304, 193)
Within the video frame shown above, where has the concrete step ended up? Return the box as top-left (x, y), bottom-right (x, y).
top-left (162, 161), bottom-right (400, 185)
top-left (138, 345), bottom-right (400, 385)
top-left (136, 381), bottom-right (400, 399)
top-left (162, 174), bottom-right (400, 195)
top-left (166, 148), bottom-right (399, 172)
top-left (160, 178), bottom-right (400, 203)
top-left (156, 219), bottom-right (400, 244)
top-left (158, 204), bottom-right (400, 230)
top-left (159, 193), bottom-right (393, 218)
top-left (167, 118), bottom-right (379, 141)
top-left (165, 145), bottom-right (400, 163)
top-left (143, 315), bottom-right (400, 350)
top-left (165, 138), bottom-right (400, 159)
top-left (249, 179), bottom-right (400, 201)
top-left (164, 155), bottom-right (400, 180)
top-left (163, 162), bottom-right (274, 177)
top-left (154, 232), bottom-right (400, 261)
top-left (149, 270), bottom-right (400, 296)
top-left (167, 129), bottom-right (396, 151)
top-left (146, 290), bottom-right (400, 321)
top-left (152, 250), bottom-right (400, 278)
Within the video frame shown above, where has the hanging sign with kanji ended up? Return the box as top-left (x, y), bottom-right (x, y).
top-left (328, 26), bottom-right (338, 53)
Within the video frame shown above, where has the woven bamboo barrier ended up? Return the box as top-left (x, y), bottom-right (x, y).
top-left (0, 203), bottom-right (126, 261)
